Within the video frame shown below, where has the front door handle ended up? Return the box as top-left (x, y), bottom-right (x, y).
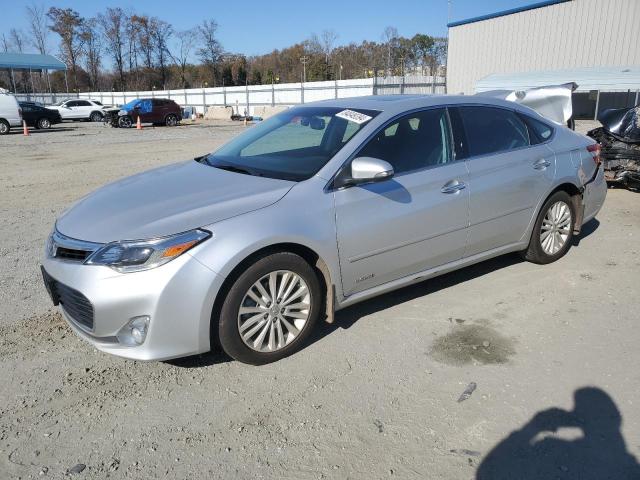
top-left (441, 180), bottom-right (467, 194)
top-left (533, 159), bottom-right (551, 170)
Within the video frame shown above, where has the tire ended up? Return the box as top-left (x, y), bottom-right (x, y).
top-left (90, 111), bottom-right (103, 122)
top-left (0, 119), bottom-right (9, 135)
top-left (165, 114), bottom-right (178, 127)
top-left (37, 118), bottom-right (51, 129)
top-left (118, 116), bottom-right (133, 128)
top-left (218, 252), bottom-right (322, 365)
top-left (522, 191), bottom-right (575, 264)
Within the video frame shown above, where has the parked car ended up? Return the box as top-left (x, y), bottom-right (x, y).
top-left (41, 95), bottom-right (607, 364)
top-left (0, 88), bottom-right (22, 135)
top-left (19, 102), bottom-right (62, 129)
top-left (105, 98), bottom-right (182, 128)
top-left (47, 99), bottom-right (105, 122)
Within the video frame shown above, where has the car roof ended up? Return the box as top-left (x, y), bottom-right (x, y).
top-left (304, 94), bottom-right (528, 115)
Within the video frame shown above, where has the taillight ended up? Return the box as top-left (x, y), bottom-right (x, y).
top-left (587, 143), bottom-right (601, 166)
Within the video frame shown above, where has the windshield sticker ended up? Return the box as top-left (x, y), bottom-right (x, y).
top-left (336, 109), bottom-right (372, 124)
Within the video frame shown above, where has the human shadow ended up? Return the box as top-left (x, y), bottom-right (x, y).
top-left (476, 387), bottom-right (640, 480)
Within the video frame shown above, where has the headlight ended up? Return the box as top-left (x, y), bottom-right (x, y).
top-left (85, 229), bottom-right (210, 273)
top-left (118, 110), bottom-right (127, 116)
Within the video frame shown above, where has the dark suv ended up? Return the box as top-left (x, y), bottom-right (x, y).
top-left (106, 98), bottom-right (182, 128)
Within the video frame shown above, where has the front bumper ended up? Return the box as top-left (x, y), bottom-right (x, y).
top-left (41, 249), bottom-right (223, 361)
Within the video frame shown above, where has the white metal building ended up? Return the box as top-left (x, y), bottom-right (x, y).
top-left (446, 0), bottom-right (640, 100)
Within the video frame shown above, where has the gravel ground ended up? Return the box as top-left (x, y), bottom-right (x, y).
top-left (1, 120), bottom-right (639, 479)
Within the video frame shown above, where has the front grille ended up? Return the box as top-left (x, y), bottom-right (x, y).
top-left (55, 247), bottom-right (91, 262)
top-left (53, 279), bottom-right (94, 329)
top-left (48, 229), bottom-right (102, 263)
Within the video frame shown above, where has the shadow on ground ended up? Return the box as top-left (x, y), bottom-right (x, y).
top-left (476, 387), bottom-right (640, 479)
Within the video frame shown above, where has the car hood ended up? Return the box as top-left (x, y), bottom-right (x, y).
top-left (56, 160), bottom-right (295, 243)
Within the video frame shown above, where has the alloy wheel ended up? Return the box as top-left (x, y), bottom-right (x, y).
top-left (39, 118), bottom-right (51, 129)
top-left (540, 201), bottom-right (572, 255)
top-left (237, 270), bottom-right (311, 353)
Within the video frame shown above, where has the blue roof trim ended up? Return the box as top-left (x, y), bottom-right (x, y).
top-left (0, 53), bottom-right (67, 71)
top-left (448, 0), bottom-right (571, 28)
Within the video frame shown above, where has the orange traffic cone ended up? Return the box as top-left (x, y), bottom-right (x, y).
top-left (136, 115), bottom-right (143, 130)
top-left (23, 120), bottom-right (29, 136)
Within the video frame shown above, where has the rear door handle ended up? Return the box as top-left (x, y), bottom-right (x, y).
top-left (533, 159), bottom-right (551, 170)
top-left (441, 180), bottom-right (467, 194)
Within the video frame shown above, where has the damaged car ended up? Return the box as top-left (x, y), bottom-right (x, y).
top-left (41, 95), bottom-right (606, 364)
top-left (588, 105), bottom-right (640, 190)
top-left (104, 98), bottom-right (182, 128)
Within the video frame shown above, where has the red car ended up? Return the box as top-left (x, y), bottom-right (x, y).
top-left (106, 98), bottom-right (182, 128)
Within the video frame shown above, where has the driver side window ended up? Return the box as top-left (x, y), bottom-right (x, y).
top-left (357, 108), bottom-right (452, 175)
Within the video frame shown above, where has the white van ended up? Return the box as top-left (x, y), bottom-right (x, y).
top-left (0, 88), bottom-right (22, 135)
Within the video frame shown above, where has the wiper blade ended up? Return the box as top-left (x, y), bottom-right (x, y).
top-left (213, 164), bottom-right (255, 176)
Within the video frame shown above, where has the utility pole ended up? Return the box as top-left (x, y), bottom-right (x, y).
top-left (300, 56), bottom-right (309, 83)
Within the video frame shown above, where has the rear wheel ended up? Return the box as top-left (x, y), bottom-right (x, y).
top-left (90, 111), bottom-right (103, 122)
top-left (218, 252), bottom-right (322, 365)
top-left (522, 191), bottom-right (575, 264)
top-left (0, 119), bottom-right (9, 135)
top-left (165, 114), bottom-right (178, 127)
top-left (37, 117), bottom-right (51, 129)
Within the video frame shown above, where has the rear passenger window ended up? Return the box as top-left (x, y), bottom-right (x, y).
top-left (459, 106), bottom-right (529, 157)
top-left (358, 108), bottom-right (452, 174)
top-left (521, 115), bottom-right (553, 144)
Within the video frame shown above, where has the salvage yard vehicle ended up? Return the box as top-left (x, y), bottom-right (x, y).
top-left (588, 105), bottom-right (640, 190)
top-left (104, 98), bottom-right (182, 128)
top-left (41, 95), bottom-right (607, 364)
top-left (47, 99), bottom-right (105, 122)
top-left (19, 102), bottom-right (62, 129)
top-left (0, 88), bottom-right (22, 135)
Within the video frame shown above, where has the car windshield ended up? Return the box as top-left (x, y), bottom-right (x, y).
top-left (204, 106), bottom-right (379, 181)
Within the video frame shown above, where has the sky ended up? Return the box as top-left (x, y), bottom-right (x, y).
top-left (4, 0), bottom-right (537, 56)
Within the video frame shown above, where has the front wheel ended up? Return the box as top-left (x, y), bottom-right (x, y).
top-left (118, 115), bottom-right (133, 128)
top-left (522, 191), bottom-right (575, 264)
top-left (218, 252), bottom-right (322, 365)
top-left (37, 118), bottom-right (51, 129)
top-left (0, 119), bottom-right (9, 135)
top-left (90, 111), bottom-right (103, 122)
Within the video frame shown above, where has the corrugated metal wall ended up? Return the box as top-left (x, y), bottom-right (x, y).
top-left (447, 0), bottom-right (640, 94)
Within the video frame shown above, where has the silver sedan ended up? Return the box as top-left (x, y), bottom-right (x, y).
top-left (41, 95), bottom-right (607, 364)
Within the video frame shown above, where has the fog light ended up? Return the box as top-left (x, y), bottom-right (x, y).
top-left (117, 316), bottom-right (150, 346)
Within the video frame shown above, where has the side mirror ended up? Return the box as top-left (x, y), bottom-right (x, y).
top-left (350, 157), bottom-right (394, 183)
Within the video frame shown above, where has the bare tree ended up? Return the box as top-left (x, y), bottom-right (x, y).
top-left (1, 34), bottom-right (10, 52)
top-left (382, 26), bottom-right (399, 75)
top-left (152, 19), bottom-right (172, 89)
top-left (130, 15), bottom-right (155, 70)
top-left (98, 7), bottom-right (126, 89)
top-left (321, 29), bottom-right (338, 63)
top-left (26, 3), bottom-right (49, 54)
top-left (196, 19), bottom-right (222, 85)
top-left (47, 7), bottom-right (84, 90)
top-left (171, 30), bottom-right (196, 88)
top-left (81, 18), bottom-right (102, 90)
top-left (9, 29), bottom-right (26, 53)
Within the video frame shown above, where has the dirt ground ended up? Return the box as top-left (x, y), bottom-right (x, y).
top-left (1, 120), bottom-right (639, 479)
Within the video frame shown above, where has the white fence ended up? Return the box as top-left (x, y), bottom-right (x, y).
top-left (15, 76), bottom-right (446, 115)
